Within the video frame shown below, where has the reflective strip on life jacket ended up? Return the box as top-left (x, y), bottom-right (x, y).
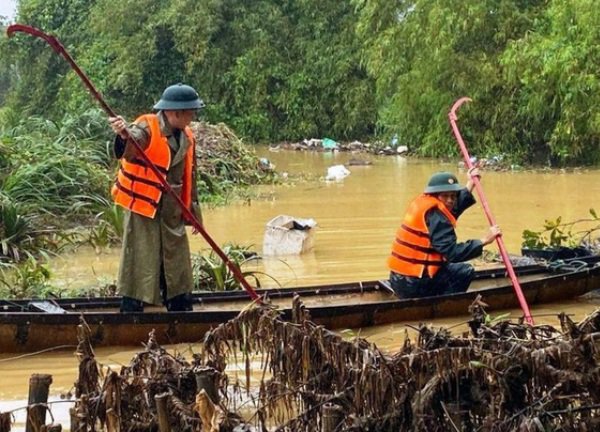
top-left (111, 113), bottom-right (195, 218)
top-left (387, 194), bottom-right (457, 278)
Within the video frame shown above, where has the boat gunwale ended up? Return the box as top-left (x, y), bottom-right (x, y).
top-left (3, 257), bottom-right (595, 312)
top-left (1, 263), bottom-right (599, 325)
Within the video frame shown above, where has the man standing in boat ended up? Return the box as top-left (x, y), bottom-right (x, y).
top-left (109, 83), bottom-right (204, 312)
top-left (387, 169), bottom-right (501, 298)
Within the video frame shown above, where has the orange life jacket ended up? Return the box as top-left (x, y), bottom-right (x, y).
top-left (387, 194), bottom-right (457, 278)
top-left (111, 114), bottom-right (195, 218)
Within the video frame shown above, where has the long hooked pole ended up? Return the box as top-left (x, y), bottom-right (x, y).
top-left (7, 24), bottom-right (260, 302)
top-left (448, 97), bottom-right (533, 325)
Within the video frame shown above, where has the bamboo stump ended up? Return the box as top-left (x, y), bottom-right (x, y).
top-left (69, 394), bottom-right (88, 432)
top-left (26, 374), bottom-right (52, 432)
top-left (69, 408), bottom-right (80, 432)
top-left (195, 367), bottom-right (219, 404)
top-left (154, 393), bottom-right (171, 432)
top-left (321, 403), bottom-right (343, 432)
top-left (0, 412), bottom-right (12, 432)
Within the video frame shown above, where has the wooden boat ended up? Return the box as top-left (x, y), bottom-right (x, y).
top-left (1, 257), bottom-right (600, 352)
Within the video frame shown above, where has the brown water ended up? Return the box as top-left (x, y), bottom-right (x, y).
top-left (2, 151), bottom-right (600, 428)
top-left (49, 151), bottom-right (600, 288)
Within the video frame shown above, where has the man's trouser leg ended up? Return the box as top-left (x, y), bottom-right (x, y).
top-left (389, 271), bottom-right (433, 299)
top-left (432, 263), bottom-right (475, 295)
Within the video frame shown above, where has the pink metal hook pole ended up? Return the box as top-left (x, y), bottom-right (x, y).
top-left (449, 97), bottom-right (533, 325)
top-left (7, 24), bottom-right (261, 302)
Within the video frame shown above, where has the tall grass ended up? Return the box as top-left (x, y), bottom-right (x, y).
top-left (0, 200), bottom-right (34, 262)
top-left (0, 199), bottom-right (70, 262)
top-left (0, 109), bottom-right (112, 277)
top-left (0, 108), bottom-right (112, 218)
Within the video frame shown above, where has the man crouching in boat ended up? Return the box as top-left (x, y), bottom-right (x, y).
top-left (387, 169), bottom-right (501, 299)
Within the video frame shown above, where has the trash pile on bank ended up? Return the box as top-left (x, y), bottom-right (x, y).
top-left (6, 298), bottom-right (600, 431)
top-left (190, 122), bottom-right (276, 194)
top-left (457, 154), bottom-right (523, 172)
top-left (271, 137), bottom-right (408, 156)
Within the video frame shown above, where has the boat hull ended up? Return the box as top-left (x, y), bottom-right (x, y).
top-left (1, 261), bottom-right (600, 352)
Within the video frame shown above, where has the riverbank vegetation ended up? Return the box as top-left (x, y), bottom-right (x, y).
top-left (0, 108), bottom-right (274, 297)
top-left (1, 1), bottom-right (599, 165)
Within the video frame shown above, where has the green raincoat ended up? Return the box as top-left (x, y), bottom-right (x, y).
top-left (114, 111), bottom-right (201, 305)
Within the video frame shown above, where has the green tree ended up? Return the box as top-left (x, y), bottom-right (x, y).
top-left (356, 0), bottom-right (546, 158)
top-left (501, 0), bottom-right (600, 164)
top-left (3, 0), bottom-right (98, 117)
top-left (186, 0), bottom-right (376, 141)
top-left (1, 0), bottom-right (375, 143)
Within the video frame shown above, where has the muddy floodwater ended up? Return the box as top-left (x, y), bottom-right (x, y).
top-left (49, 150), bottom-right (600, 289)
top-left (3, 150), bottom-right (600, 428)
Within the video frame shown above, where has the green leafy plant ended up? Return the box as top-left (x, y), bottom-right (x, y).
top-left (192, 243), bottom-right (280, 292)
top-left (522, 216), bottom-right (573, 249)
top-left (484, 312), bottom-right (511, 326)
top-left (522, 209), bottom-right (600, 250)
top-left (0, 200), bottom-right (69, 262)
top-left (0, 257), bottom-right (53, 299)
top-left (0, 200), bottom-right (34, 262)
top-left (2, 156), bottom-right (110, 216)
top-left (88, 202), bottom-right (124, 251)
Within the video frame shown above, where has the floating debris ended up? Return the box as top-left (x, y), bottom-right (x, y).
top-left (347, 157), bottom-right (372, 166)
top-left (263, 215), bottom-right (317, 256)
top-left (325, 164), bottom-right (351, 181)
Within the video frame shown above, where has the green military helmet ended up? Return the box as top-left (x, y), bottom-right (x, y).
top-left (424, 172), bottom-right (464, 194)
top-left (153, 83), bottom-right (205, 111)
